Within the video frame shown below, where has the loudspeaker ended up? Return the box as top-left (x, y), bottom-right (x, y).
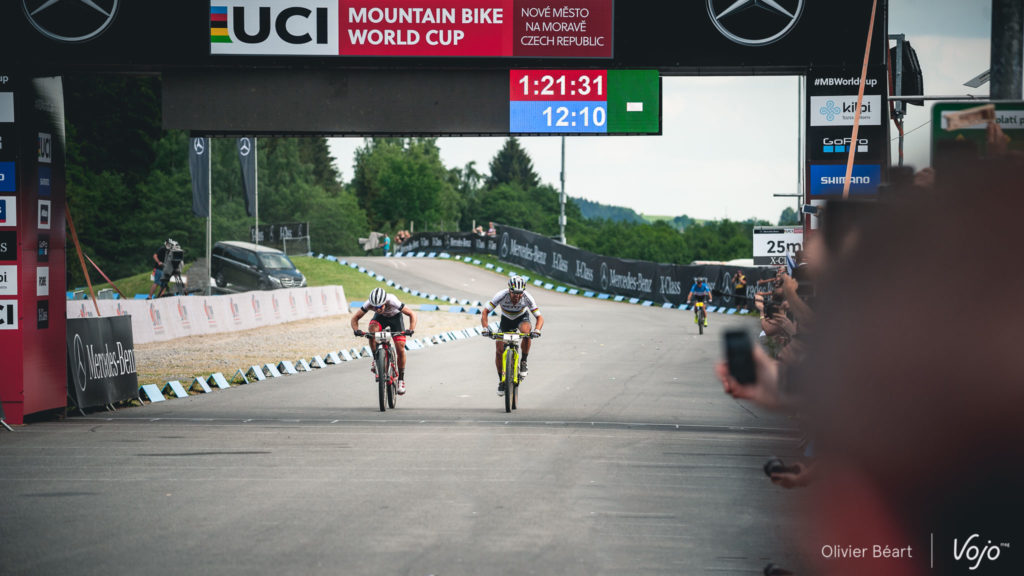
top-left (891, 41), bottom-right (924, 106)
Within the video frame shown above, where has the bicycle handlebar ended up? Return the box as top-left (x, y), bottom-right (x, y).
top-left (481, 330), bottom-right (537, 340)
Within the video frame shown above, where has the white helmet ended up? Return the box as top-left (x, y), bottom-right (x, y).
top-left (508, 276), bottom-right (526, 294)
top-left (368, 287), bottom-right (387, 307)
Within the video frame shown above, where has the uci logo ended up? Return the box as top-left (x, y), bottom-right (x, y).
top-left (211, 1), bottom-right (337, 55)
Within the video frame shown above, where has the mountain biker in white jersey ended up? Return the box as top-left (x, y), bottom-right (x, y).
top-left (351, 287), bottom-right (417, 395)
top-left (481, 275), bottom-right (544, 396)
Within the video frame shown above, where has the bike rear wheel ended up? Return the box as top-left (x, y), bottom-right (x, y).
top-left (376, 348), bottom-right (387, 412)
top-left (504, 348), bottom-right (516, 413)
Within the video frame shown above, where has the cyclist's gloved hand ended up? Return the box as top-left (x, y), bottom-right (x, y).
top-left (353, 329), bottom-right (365, 337)
top-left (530, 331), bottom-right (542, 338)
top-left (481, 329), bottom-right (491, 337)
top-left (403, 329), bottom-right (414, 336)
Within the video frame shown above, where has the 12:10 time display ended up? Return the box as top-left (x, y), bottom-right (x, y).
top-left (543, 104), bottom-right (606, 128)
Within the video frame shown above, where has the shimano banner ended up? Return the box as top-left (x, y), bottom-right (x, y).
top-left (66, 316), bottom-right (139, 410)
top-left (397, 225), bottom-right (774, 306)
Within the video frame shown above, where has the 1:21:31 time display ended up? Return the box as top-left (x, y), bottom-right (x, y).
top-left (515, 72), bottom-right (605, 99)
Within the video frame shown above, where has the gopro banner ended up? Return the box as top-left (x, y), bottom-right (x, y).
top-left (238, 137), bottom-right (257, 217)
top-left (189, 137), bottom-right (210, 217)
top-left (66, 316), bottom-right (139, 410)
top-left (397, 225), bottom-right (775, 306)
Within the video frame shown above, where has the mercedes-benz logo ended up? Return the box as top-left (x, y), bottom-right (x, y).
top-left (239, 138), bottom-right (252, 157)
top-left (721, 272), bottom-right (734, 305)
top-left (22, 0), bottom-right (119, 43)
top-left (600, 262), bottom-right (609, 291)
top-left (499, 233), bottom-right (510, 258)
top-left (192, 138), bottom-right (206, 155)
top-left (72, 333), bottom-right (88, 392)
top-left (707, 0), bottom-right (804, 47)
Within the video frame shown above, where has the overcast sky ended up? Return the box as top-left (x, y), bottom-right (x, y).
top-left (329, 0), bottom-right (992, 222)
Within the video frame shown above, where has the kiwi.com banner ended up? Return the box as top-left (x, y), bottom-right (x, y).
top-left (396, 225), bottom-right (775, 307)
top-left (67, 285), bottom-right (348, 344)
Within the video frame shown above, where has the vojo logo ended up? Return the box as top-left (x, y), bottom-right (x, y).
top-left (707, 0), bottom-right (804, 47)
top-left (211, 1), bottom-right (339, 55)
top-left (22, 0), bottom-right (119, 43)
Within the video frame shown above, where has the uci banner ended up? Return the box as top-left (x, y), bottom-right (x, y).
top-left (66, 316), bottom-right (139, 410)
top-left (397, 225), bottom-right (774, 307)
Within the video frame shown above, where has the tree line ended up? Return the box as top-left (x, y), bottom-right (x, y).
top-left (64, 75), bottom-right (776, 287)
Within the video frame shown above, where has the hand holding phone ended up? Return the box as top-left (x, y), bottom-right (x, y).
top-left (724, 329), bottom-right (757, 385)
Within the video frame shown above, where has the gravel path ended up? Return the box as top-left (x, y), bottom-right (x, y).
top-left (134, 310), bottom-right (480, 384)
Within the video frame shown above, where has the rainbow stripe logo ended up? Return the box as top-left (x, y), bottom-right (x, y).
top-left (210, 6), bottom-right (230, 43)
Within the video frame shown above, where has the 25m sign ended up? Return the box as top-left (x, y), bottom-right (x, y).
top-left (753, 226), bottom-right (803, 266)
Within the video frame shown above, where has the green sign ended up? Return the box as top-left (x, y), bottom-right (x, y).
top-left (931, 102), bottom-right (1024, 162)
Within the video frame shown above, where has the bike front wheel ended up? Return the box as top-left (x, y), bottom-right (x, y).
top-left (376, 348), bottom-right (387, 412)
top-left (504, 348), bottom-right (517, 413)
top-left (698, 308), bottom-right (705, 335)
top-left (386, 346), bottom-right (398, 409)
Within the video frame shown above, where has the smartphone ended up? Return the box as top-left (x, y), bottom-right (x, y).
top-left (724, 329), bottom-right (756, 385)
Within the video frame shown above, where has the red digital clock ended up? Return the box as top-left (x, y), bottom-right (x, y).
top-left (510, 70), bottom-right (607, 101)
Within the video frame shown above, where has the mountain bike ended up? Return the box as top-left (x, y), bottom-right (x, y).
top-left (483, 330), bottom-right (534, 413)
top-left (691, 295), bottom-right (709, 335)
top-left (360, 328), bottom-right (408, 412)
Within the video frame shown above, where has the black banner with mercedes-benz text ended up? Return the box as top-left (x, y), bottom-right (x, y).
top-left (397, 225), bottom-right (776, 307)
top-left (66, 316), bottom-right (138, 409)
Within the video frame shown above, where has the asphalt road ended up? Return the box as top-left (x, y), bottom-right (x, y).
top-left (0, 257), bottom-right (804, 576)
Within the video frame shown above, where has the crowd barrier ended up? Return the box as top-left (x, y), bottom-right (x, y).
top-left (396, 225), bottom-right (776, 307)
top-left (66, 286), bottom-right (348, 344)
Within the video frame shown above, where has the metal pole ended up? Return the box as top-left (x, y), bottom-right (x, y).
top-left (559, 136), bottom-right (566, 244)
top-left (992, 0), bottom-right (1024, 100)
top-left (206, 138), bottom-right (212, 295)
top-left (254, 137), bottom-right (259, 245)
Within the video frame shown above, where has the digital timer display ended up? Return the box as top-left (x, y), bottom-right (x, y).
top-left (509, 70), bottom-right (660, 134)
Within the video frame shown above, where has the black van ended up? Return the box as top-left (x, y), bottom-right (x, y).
top-left (211, 241), bottom-right (307, 291)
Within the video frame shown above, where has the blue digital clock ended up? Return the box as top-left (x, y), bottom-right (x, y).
top-left (509, 101), bottom-right (608, 134)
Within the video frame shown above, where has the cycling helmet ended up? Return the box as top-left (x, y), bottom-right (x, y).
top-left (368, 287), bottom-right (387, 307)
top-left (508, 276), bottom-right (526, 294)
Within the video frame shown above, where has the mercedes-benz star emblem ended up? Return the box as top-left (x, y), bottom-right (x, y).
top-left (239, 138), bottom-right (252, 156)
top-left (500, 233), bottom-right (510, 259)
top-left (707, 0), bottom-right (804, 47)
top-left (600, 262), bottom-right (609, 291)
top-left (23, 0), bottom-right (119, 43)
top-left (193, 138), bottom-right (206, 155)
top-left (73, 333), bottom-right (89, 392)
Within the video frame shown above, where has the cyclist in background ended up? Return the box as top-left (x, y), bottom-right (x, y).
top-left (686, 277), bottom-right (713, 327)
top-left (351, 287), bottom-right (417, 395)
top-left (481, 275), bottom-right (544, 396)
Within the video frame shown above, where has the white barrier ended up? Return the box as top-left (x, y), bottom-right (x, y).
top-left (66, 286), bottom-right (349, 344)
